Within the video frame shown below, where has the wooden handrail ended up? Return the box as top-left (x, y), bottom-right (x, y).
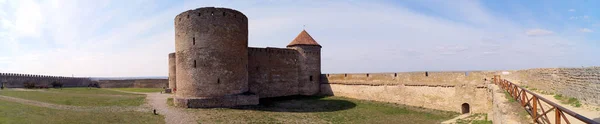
top-left (493, 76), bottom-right (598, 124)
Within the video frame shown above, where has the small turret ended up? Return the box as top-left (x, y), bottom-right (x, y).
top-left (287, 30), bottom-right (322, 95)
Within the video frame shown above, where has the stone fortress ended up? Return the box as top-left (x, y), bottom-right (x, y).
top-left (168, 7), bottom-right (322, 108)
top-left (1, 6), bottom-right (598, 122)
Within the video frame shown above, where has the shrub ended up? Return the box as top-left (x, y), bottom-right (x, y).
top-left (23, 82), bottom-right (36, 89)
top-left (553, 94), bottom-right (563, 99)
top-left (51, 81), bottom-right (63, 88)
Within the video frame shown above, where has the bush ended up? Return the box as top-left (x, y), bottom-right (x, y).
top-left (51, 81), bottom-right (63, 88)
top-left (553, 94), bottom-right (563, 99)
top-left (554, 94), bottom-right (582, 107)
top-left (23, 82), bottom-right (36, 89)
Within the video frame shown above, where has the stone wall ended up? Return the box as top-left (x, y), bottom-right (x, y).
top-left (320, 72), bottom-right (493, 113)
top-left (0, 73), bottom-right (91, 88)
top-left (97, 79), bottom-right (168, 88)
top-left (501, 67), bottom-right (600, 106)
top-left (323, 71), bottom-right (496, 86)
top-left (248, 47), bottom-right (300, 98)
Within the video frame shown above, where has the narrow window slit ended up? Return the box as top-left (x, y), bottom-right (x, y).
top-left (193, 60), bottom-right (196, 68)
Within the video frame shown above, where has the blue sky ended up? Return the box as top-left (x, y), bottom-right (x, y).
top-left (0, 0), bottom-right (598, 77)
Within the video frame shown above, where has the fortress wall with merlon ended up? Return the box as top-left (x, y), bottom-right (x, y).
top-left (502, 67), bottom-right (600, 105)
top-left (320, 71), bottom-right (494, 113)
top-left (248, 47), bottom-right (300, 98)
top-left (97, 79), bottom-right (168, 88)
top-left (323, 71), bottom-right (497, 86)
top-left (0, 73), bottom-right (92, 88)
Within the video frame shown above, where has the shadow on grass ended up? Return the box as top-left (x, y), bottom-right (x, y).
top-left (233, 95), bottom-right (356, 113)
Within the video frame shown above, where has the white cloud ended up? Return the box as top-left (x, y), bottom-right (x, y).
top-left (0, 0), bottom-right (595, 76)
top-left (569, 9), bottom-right (576, 12)
top-left (526, 29), bottom-right (554, 36)
top-left (14, 0), bottom-right (43, 37)
top-left (570, 15), bottom-right (590, 20)
top-left (579, 28), bottom-right (593, 33)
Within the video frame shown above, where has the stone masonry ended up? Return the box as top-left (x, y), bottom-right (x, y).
top-left (169, 7), bottom-right (322, 108)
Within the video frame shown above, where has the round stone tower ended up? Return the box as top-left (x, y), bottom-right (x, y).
top-left (168, 52), bottom-right (176, 90)
top-left (173, 7), bottom-right (257, 108)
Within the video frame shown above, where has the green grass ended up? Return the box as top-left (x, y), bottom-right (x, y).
top-left (110, 88), bottom-right (164, 93)
top-left (0, 99), bottom-right (164, 124)
top-left (456, 113), bottom-right (492, 124)
top-left (166, 98), bottom-right (174, 107)
top-left (504, 91), bottom-right (516, 102)
top-left (193, 96), bottom-right (459, 124)
top-left (554, 94), bottom-right (582, 107)
top-left (0, 88), bottom-right (145, 106)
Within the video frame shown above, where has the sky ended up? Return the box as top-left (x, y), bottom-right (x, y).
top-left (0, 0), bottom-right (599, 77)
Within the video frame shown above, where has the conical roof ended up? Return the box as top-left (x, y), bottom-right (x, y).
top-left (287, 30), bottom-right (321, 47)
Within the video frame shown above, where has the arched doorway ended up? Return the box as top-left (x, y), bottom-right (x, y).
top-left (461, 103), bottom-right (470, 114)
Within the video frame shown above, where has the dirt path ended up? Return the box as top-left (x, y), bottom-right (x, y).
top-left (441, 114), bottom-right (470, 124)
top-left (105, 89), bottom-right (198, 124)
top-left (145, 93), bottom-right (197, 124)
top-left (0, 95), bottom-right (146, 112)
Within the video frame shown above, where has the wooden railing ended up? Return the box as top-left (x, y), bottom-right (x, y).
top-left (493, 75), bottom-right (599, 124)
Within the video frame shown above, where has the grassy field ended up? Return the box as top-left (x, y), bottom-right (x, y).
top-left (0, 88), bottom-right (145, 106)
top-left (182, 96), bottom-right (459, 124)
top-left (110, 88), bottom-right (164, 93)
top-left (0, 99), bottom-right (164, 124)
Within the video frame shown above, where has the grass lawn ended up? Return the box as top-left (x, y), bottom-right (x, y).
top-left (110, 88), bottom-right (164, 93)
top-left (184, 96), bottom-right (459, 124)
top-left (0, 99), bottom-right (164, 124)
top-left (0, 88), bottom-right (145, 106)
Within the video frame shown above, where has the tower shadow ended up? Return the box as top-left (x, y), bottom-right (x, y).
top-left (233, 95), bottom-right (356, 112)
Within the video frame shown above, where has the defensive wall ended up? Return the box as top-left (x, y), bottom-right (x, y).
top-left (501, 67), bottom-right (600, 106)
top-left (248, 47), bottom-right (301, 98)
top-left (0, 73), bottom-right (92, 88)
top-left (97, 79), bottom-right (168, 88)
top-left (320, 71), bottom-right (496, 113)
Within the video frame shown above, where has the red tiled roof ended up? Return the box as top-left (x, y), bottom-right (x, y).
top-left (287, 30), bottom-right (321, 47)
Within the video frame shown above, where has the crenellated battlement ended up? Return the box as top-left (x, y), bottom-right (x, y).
top-left (248, 47), bottom-right (298, 55)
top-left (0, 72), bottom-right (88, 79)
top-left (175, 7), bottom-right (247, 25)
top-left (0, 72), bottom-right (92, 88)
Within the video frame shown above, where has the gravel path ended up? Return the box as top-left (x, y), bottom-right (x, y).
top-left (0, 95), bottom-right (147, 112)
top-left (145, 93), bottom-right (197, 124)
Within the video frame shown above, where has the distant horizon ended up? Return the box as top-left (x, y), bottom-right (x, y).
top-left (1, 65), bottom-right (598, 78)
top-left (1, 0), bottom-right (599, 77)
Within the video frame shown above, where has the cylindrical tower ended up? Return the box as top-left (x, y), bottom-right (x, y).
top-left (168, 52), bottom-right (176, 90)
top-left (174, 7), bottom-right (256, 108)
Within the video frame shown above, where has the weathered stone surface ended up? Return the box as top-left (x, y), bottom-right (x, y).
top-left (173, 94), bottom-right (258, 108)
top-left (248, 47), bottom-right (300, 98)
top-left (168, 52), bottom-right (176, 90)
top-left (169, 7), bottom-right (322, 107)
top-left (502, 67), bottom-right (600, 106)
top-left (174, 7), bottom-right (249, 98)
top-left (320, 83), bottom-right (491, 113)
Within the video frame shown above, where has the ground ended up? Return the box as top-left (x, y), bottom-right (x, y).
top-left (0, 88), bottom-right (460, 124)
